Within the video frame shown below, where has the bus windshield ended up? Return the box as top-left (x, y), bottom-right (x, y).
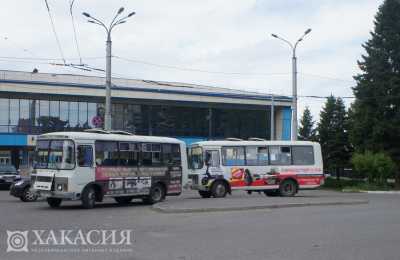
top-left (34, 139), bottom-right (75, 170)
top-left (189, 146), bottom-right (203, 169)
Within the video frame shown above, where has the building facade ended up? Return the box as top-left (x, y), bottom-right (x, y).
top-left (0, 70), bottom-right (292, 170)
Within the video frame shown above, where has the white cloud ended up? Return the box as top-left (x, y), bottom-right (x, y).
top-left (0, 0), bottom-right (384, 121)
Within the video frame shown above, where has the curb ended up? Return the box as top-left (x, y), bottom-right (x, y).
top-left (363, 191), bottom-right (400, 194)
top-left (152, 199), bottom-right (369, 214)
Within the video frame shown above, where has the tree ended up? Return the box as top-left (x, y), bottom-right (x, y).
top-left (317, 96), bottom-right (351, 179)
top-left (298, 106), bottom-right (316, 141)
top-left (351, 0), bottom-right (400, 188)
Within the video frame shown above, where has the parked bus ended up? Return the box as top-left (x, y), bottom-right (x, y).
top-left (32, 130), bottom-right (187, 209)
top-left (188, 139), bottom-right (323, 198)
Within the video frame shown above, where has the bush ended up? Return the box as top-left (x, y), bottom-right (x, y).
top-left (322, 177), bottom-right (393, 191)
top-left (351, 151), bottom-right (396, 185)
top-left (322, 177), bottom-right (364, 190)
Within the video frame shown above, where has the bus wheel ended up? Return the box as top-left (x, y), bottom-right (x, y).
top-left (21, 187), bottom-right (38, 202)
top-left (114, 196), bottom-right (133, 204)
top-left (198, 190), bottom-right (211, 198)
top-left (279, 179), bottom-right (297, 197)
top-left (81, 186), bottom-right (96, 209)
top-left (47, 198), bottom-right (62, 208)
top-left (143, 184), bottom-right (165, 205)
top-left (264, 190), bottom-right (280, 197)
top-left (211, 181), bottom-right (228, 198)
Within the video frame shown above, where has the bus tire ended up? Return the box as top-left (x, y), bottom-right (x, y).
top-left (21, 187), bottom-right (38, 202)
top-left (279, 179), bottom-right (297, 197)
top-left (198, 190), bottom-right (211, 198)
top-left (143, 183), bottom-right (165, 205)
top-left (264, 190), bottom-right (280, 197)
top-left (114, 196), bottom-right (133, 204)
top-left (81, 186), bottom-right (96, 209)
top-left (211, 181), bottom-right (228, 198)
top-left (47, 198), bottom-right (62, 208)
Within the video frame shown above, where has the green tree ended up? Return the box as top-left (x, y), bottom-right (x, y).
top-left (351, 0), bottom-right (400, 188)
top-left (298, 106), bottom-right (316, 141)
top-left (317, 96), bottom-right (351, 179)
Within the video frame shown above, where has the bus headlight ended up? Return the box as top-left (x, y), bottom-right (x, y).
top-left (54, 177), bottom-right (68, 192)
top-left (201, 177), bottom-right (209, 186)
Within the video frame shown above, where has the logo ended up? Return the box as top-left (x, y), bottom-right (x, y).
top-left (7, 231), bottom-right (28, 252)
top-left (5, 229), bottom-right (133, 253)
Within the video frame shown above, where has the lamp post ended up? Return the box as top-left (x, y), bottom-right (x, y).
top-left (82, 7), bottom-right (135, 131)
top-left (271, 28), bottom-right (311, 141)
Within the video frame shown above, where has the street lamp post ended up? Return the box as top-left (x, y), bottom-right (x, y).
top-left (83, 8), bottom-right (135, 131)
top-left (271, 29), bottom-right (311, 141)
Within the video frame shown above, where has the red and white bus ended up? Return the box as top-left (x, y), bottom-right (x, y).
top-left (32, 130), bottom-right (187, 209)
top-left (188, 139), bottom-right (324, 198)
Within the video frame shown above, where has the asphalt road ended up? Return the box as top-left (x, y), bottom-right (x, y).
top-left (0, 189), bottom-right (399, 260)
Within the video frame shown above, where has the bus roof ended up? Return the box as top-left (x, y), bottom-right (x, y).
top-left (190, 140), bottom-right (319, 147)
top-left (39, 132), bottom-right (184, 144)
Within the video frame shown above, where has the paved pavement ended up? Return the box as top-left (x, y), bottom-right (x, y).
top-left (154, 190), bottom-right (369, 213)
top-left (0, 189), bottom-right (399, 260)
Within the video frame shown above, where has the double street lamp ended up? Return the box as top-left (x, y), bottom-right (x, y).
top-left (271, 28), bottom-right (312, 141)
top-left (83, 7), bottom-right (135, 131)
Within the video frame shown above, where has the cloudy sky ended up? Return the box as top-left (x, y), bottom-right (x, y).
top-left (0, 0), bottom-right (383, 120)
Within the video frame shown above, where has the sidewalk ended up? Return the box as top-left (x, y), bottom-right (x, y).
top-left (153, 190), bottom-right (369, 213)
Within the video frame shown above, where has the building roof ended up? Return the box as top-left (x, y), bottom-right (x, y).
top-left (0, 70), bottom-right (292, 106)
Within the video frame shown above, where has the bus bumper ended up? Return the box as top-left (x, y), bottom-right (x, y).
top-left (36, 190), bottom-right (79, 200)
top-left (190, 184), bottom-right (208, 191)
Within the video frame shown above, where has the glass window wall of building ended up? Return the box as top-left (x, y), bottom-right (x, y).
top-left (0, 97), bottom-right (271, 140)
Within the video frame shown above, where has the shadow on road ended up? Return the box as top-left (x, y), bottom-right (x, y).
top-left (35, 200), bottom-right (151, 211)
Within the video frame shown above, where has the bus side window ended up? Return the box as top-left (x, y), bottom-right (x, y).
top-left (95, 141), bottom-right (119, 166)
top-left (270, 146), bottom-right (291, 165)
top-left (77, 145), bottom-right (93, 167)
top-left (246, 147), bottom-right (269, 166)
top-left (206, 150), bottom-right (220, 167)
top-left (222, 147), bottom-right (245, 166)
top-left (257, 147), bottom-right (269, 165)
top-left (141, 143), bottom-right (162, 166)
top-left (292, 146), bottom-right (314, 165)
top-left (120, 142), bottom-right (139, 167)
top-left (162, 144), bottom-right (181, 166)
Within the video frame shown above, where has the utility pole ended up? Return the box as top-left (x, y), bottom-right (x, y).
top-left (83, 7), bottom-right (135, 131)
top-left (270, 95), bottom-right (275, 140)
top-left (271, 28), bottom-right (311, 140)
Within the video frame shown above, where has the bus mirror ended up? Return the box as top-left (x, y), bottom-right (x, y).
top-left (205, 152), bottom-right (212, 166)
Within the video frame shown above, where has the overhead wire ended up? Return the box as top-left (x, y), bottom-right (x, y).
top-left (69, 0), bottom-right (83, 64)
top-left (0, 56), bottom-right (104, 61)
top-left (44, 0), bottom-right (66, 64)
top-left (114, 56), bottom-right (291, 77)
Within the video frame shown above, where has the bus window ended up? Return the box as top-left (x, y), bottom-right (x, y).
top-left (258, 147), bottom-right (269, 165)
top-left (270, 146), bottom-right (291, 165)
top-left (119, 142), bottom-right (139, 166)
top-left (152, 144), bottom-right (161, 164)
top-left (245, 147), bottom-right (258, 166)
top-left (171, 144), bottom-right (181, 165)
top-left (245, 147), bottom-right (269, 166)
top-left (141, 143), bottom-right (162, 166)
top-left (292, 146), bottom-right (314, 165)
top-left (189, 146), bottom-right (203, 169)
top-left (95, 141), bottom-right (119, 166)
top-left (77, 145), bottom-right (93, 167)
top-left (205, 150), bottom-right (220, 167)
top-left (222, 147), bottom-right (245, 166)
top-left (162, 144), bottom-right (181, 166)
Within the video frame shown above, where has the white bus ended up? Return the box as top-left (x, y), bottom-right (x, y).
top-left (32, 130), bottom-right (187, 209)
top-left (188, 139), bottom-right (324, 198)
